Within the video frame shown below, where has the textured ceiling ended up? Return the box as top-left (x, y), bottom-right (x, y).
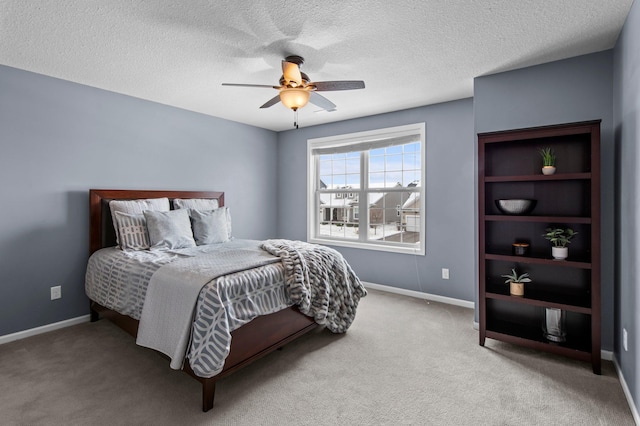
top-left (0, 1), bottom-right (634, 131)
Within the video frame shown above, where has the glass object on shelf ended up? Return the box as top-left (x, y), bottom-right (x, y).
top-left (543, 308), bottom-right (566, 342)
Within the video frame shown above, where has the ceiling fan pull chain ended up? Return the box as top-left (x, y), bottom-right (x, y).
top-left (294, 110), bottom-right (299, 129)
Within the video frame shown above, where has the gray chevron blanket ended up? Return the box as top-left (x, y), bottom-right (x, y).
top-left (261, 239), bottom-right (367, 333)
top-left (136, 241), bottom-right (280, 370)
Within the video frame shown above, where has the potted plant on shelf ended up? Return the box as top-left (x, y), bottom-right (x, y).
top-left (543, 227), bottom-right (578, 260)
top-left (539, 147), bottom-right (556, 175)
top-left (501, 268), bottom-right (531, 297)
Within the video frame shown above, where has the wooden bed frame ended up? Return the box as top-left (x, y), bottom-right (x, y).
top-left (88, 189), bottom-right (318, 412)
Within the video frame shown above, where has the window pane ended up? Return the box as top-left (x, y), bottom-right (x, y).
top-left (404, 142), bottom-right (420, 152)
top-left (369, 172), bottom-right (385, 186)
top-left (367, 191), bottom-right (421, 244)
top-left (403, 171), bottom-right (420, 186)
top-left (318, 204), bottom-right (359, 240)
top-left (319, 150), bottom-right (362, 191)
top-left (346, 158), bottom-right (360, 173)
top-left (369, 156), bottom-right (384, 173)
top-left (403, 153), bottom-right (420, 170)
top-left (369, 141), bottom-right (423, 188)
top-left (385, 171), bottom-right (403, 187)
top-left (386, 154), bottom-right (403, 172)
top-left (332, 160), bottom-right (346, 175)
top-left (346, 173), bottom-right (360, 187)
top-left (386, 145), bottom-right (403, 154)
top-left (319, 161), bottom-right (332, 175)
top-left (332, 175), bottom-right (346, 186)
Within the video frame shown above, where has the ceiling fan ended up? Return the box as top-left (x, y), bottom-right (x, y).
top-left (222, 55), bottom-right (365, 127)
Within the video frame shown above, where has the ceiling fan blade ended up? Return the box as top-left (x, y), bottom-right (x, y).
top-left (312, 81), bottom-right (365, 91)
top-left (309, 92), bottom-right (337, 111)
top-left (260, 95), bottom-right (281, 109)
top-left (222, 83), bottom-right (279, 89)
top-left (282, 61), bottom-right (303, 87)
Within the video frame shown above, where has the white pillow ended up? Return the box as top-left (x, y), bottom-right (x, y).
top-left (109, 198), bottom-right (169, 246)
top-left (114, 211), bottom-right (150, 251)
top-left (144, 209), bottom-right (196, 250)
top-left (189, 207), bottom-right (232, 245)
top-left (173, 198), bottom-right (219, 211)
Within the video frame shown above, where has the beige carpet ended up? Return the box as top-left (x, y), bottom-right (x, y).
top-left (0, 289), bottom-right (634, 425)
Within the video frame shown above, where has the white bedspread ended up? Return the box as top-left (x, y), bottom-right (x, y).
top-left (135, 240), bottom-right (279, 369)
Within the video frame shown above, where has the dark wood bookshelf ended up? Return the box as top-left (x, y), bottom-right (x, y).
top-left (485, 172), bottom-right (591, 182)
top-left (484, 253), bottom-right (592, 269)
top-left (485, 288), bottom-right (591, 314)
top-left (478, 120), bottom-right (601, 374)
top-left (484, 215), bottom-right (592, 224)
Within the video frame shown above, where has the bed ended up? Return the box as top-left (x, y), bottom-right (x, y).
top-left (86, 189), bottom-right (366, 411)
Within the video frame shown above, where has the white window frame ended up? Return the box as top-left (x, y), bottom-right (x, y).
top-left (307, 123), bottom-right (426, 255)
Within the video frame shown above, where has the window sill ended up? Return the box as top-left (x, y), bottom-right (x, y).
top-left (308, 236), bottom-right (425, 256)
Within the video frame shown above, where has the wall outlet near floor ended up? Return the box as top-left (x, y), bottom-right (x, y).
top-left (623, 328), bottom-right (628, 351)
top-left (442, 268), bottom-right (450, 280)
top-left (50, 285), bottom-right (62, 300)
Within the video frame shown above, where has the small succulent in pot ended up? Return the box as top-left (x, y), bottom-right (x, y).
top-left (543, 227), bottom-right (578, 260)
top-left (539, 147), bottom-right (556, 166)
top-left (543, 227), bottom-right (577, 247)
top-left (501, 268), bottom-right (531, 296)
top-left (539, 147), bottom-right (556, 175)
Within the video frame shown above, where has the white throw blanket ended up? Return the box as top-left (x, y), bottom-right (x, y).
top-left (136, 240), bottom-right (279, 369)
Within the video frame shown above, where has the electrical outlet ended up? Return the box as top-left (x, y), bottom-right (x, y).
top-left (442, 268), bottom-right (449, 280)
top-left (50, 285), bottom-right (62, 300)
top-left (623, 328), bottom-right (628, 351)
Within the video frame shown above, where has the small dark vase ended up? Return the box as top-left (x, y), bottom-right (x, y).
top-left (512, 243), bottom-right (530, 256)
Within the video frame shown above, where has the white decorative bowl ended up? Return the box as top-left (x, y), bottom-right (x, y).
top-left (495, 199), bottom-right (537, 215)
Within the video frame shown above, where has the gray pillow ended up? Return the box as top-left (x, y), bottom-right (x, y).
top-left (143, 209), bottom-right (196, 250)
top-left (114, 211), bottom-right (150, 251)
top-left (173, 198), bottom-right (219, 210)
top-left (109, 198), bottom-right (169, 246)
top-left (190, 207), bottom-right (232, 245)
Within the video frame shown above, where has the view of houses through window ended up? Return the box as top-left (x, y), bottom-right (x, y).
top-left (308, 123), bottom-right (425, 254)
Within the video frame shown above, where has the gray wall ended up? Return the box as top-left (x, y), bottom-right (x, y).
top-left (0, 65), bottom-right (278, 336)
top-left (614, 0), bottom-right (640, 414)
top-left (277, 98), bottom-right (476, 302)
top-left (474, 50), bottom-right (615, 350)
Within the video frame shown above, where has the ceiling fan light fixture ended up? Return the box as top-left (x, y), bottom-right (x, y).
top-left (279, 87), bottom-right (310, 111)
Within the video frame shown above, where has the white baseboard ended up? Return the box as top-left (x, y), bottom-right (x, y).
top-left (362, 281), bottom-right (475, 309)
top-left (614, 357), bottom-right (640, 425)
top-left (0, 315), bottom-right (91, 345)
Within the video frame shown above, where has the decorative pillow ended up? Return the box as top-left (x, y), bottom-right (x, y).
top-left (173, 198), bottom-right (219, 211)
top-left (114, 211), bottom-right (150, 251)
top-left (189, 207), bottom-right (232, 245)
top-left (143, 209), bottom-right (196, 250)
top-left (109, 198), bottom-right (169, 246)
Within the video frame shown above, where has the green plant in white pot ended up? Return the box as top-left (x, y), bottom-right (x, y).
top-left (539, 147), bottom-right (556, 175)
top-left (543, 227), bottom-right (578, 260)
top-left (501, 268), bottom-right (531, 296)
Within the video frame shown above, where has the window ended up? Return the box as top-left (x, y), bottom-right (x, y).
top-left (307, 123), bottom-right (425, 255)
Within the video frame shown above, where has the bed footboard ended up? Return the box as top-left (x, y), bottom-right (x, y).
top-left (89, 300), bottom-right (317, 411)
top-left (184, 306), bottom-right (317, 411)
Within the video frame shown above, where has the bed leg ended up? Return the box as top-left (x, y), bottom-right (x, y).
top-left (202, 380), bottom-right (215, 412)
top-left (90, 303), bottom-right (100, 322)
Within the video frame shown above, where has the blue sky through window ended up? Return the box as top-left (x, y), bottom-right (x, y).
top-left (319, 142), bottom-right (420, 188)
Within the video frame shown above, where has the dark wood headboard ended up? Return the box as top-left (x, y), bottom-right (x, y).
top-left (89, 189), bottom-right (225, 254)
